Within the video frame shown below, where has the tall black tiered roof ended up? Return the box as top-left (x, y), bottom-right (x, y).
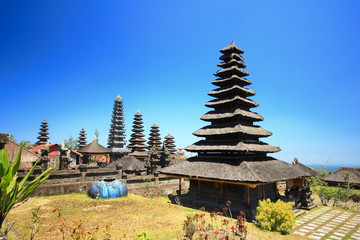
top-left (164, 133), bottom-right (176, 154)
top-left (161, 42), bottom-right (307, 182)
top-left (185, 42), bottom-right (280, 156)
top-left (128, 110), bottom-right (148, 159)
top-left (78, 128), bottom-right (87, 148)
top-left (148, 123), bottom-right (161, 150)
top-left (107, 95), bottom-right (127, 152)
top-left (36, 120), bottom-right (49, 145)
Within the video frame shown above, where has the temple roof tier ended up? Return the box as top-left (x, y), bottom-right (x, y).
top-left (201, 108), bottom-right (264, 122)
top-left (131, 132), bottom-right (145, 137)
top-left (220, 42), bottom-right (244, 54)
top-left (128, 143), bottom-right (148, 148)
top-left (214, 66), bottom-right (250, 78)
top-left (217, 59), bottom-right (246, 69)
top-left (219, 53), bottom-right (245, 62)
top-left (205, 95), bottom-right (259, 108)
top-left (193, 123), bottom-right (272, 137)
top-left (186, 140), bottom-right (280, 153)
top-left (129, 137), bottom-right (146, 143)
top-left (160, 157), bottom-right (307, 183)
top-left (208, 85), bottom-right (255, 98)
top-left (38, 131), bottom-right (49, 135)
top-left (212, 75), bottom-right (252, 87)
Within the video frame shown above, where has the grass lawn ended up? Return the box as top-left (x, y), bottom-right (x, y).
top-left (5, 194), bottom-right (308, 240)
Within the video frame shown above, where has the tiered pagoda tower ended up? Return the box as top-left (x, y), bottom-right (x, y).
top-left (164, 133), bottom-right (177, 155)
top-left (148, 123), bottom-right (162, 150)
top-left (161, 42), bottom-right (309, 218)
top-left (36, 120), bottom-right (49, 145)
top-left (78, 128), bottom-right (87, 148)
top-left (107, 95), bottom-right (129, 162)
top-left (187, 42), bottom-right (279, 158)
top-left (128, 111), bottom-right (148, 160)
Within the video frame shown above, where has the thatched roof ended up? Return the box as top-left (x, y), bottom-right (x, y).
top-left (322, 167), bottom-right (360, 185)
top-left (292, 160), bottom-right (317, 177)
top-left (205, 95), bottom-right (259, 108)
top-left (78, 141), bottom-right (110, 154)
top-left (160, 157), bottom-right (306, 183)
top-left (212, 75), bottom-right (252, 87)
top-left (214, 66), bottom-right (250, 78)
top-left (208, 85), bottom-right (256, 97)
top-left (193, 123), bottom-right (272, 137)
top-left (107, 155), bottom-right (145, 171)
top-left (186, 140), bottom-right (280, 153)
top-left (201, 109), bottom-right (264, 122)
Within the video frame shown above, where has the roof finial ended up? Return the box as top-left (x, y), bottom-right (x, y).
top-left (116, 94), bottom-right (122, 101)
top-left (230, 41), bottom-right (235, 46)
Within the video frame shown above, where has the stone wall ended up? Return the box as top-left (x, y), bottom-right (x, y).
top-left (19, 167), bottom-right (188, 197)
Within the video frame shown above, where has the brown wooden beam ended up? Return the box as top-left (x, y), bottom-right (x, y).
top-left (163, 174), bottom-right (261, 188)
top-left (261, 185), bottom-right (265, 199)
top-left (179, 178), bottom-right (182, 194)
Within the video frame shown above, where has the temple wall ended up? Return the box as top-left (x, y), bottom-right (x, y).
top-left (17, 169), bottom-right (188, 197)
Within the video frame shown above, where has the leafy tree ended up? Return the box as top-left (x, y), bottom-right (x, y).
top-left (8, 135), bottom-right (17, 143)
top-left (63, 136), bottom-right (78, 150)
top-left (0, 143), bottom-right (52, 228)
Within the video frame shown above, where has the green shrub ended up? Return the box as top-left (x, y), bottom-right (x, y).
top-left (318, 186), bottom-right (337, 205)
top-left (255, 199), bottom-right (295, 234)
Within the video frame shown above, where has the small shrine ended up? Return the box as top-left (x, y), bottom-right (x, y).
top-left (78, 138), bottom-right (110, 166)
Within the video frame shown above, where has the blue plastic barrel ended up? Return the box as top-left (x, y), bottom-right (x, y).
top-left (88, 178), bottom-right (128, 199)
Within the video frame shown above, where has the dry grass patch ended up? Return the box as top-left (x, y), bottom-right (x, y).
top-left (6, 194), bottom-right (308, 240)
top-left (7, 194), bottom-right (193, 239)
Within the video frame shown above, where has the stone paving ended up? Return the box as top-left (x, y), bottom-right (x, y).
top-left (293, 206), bottom-right (360, 239)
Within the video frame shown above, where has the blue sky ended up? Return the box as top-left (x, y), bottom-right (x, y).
top-left (1, 1), bottom-right (359, 166)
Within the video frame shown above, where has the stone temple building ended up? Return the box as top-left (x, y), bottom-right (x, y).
top-left (160, 42), bottom-right (314, 218)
